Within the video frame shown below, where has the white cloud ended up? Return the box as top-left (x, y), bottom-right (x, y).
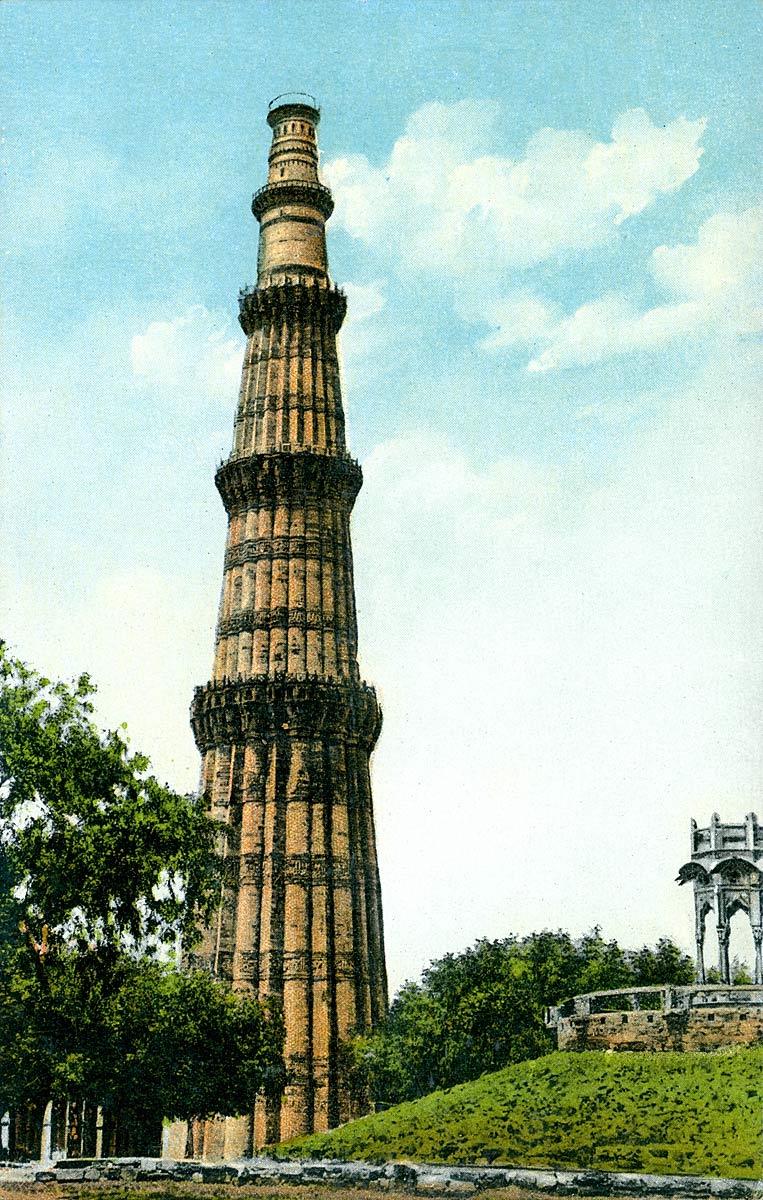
top-left (360, 433), bottom-right (558, 543)
top-left (585, 109), bottom-right (707, 224)
top-left (478, 293), bottom-right (562, 350)
top-left (527, 294), bottom-right (703, 373)
top-left (338, 281), bottom-right (389, 394)
top-left (525, 205), bottom-right (763, 371)
top-left (324, 102), bottom-right (706, 276)
top-left (353, 346), bottom-right (763, 986)
top-left (343, 280), bottom-right (387, 324)
top-left (131, 306), bottom-right (244, 398)
top-left (652, 206), bottom-right (763, 318)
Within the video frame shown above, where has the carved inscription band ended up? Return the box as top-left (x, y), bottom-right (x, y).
top-left (217, 608), bottom-right (344, 637)
top-left (225, 536), bottom-right (336, 569)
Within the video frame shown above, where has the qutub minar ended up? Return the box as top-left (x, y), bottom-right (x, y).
top-left (190, 95), bottom-right (388, 1151)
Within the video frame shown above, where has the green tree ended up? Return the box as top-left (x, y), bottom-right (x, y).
top-left (730, 956), bottom-right (753, 985)
top-left (103, 961), bottom-right (284, 1152)
top-left (630, 937), bottom-right (696, 987)
top-left (0, 646), bottom-right (283, 1149)
top-left (0, 647), bottom-right (218, 959)
top-left (354, 929), bottom-right (695, 1106)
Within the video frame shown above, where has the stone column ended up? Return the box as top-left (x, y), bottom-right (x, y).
top-left (753, 926), bottom-right (763, 985)
top-left (694, 895), bottom-right (706, 983)
top-left (695, 935), bottom-right (706, 984)
top-left (717, 924), bottom-right (730, 983)
top-left (39, 1101), bottom-right (53, 1165)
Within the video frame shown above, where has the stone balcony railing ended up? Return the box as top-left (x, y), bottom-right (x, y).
top-left (251, 178), bottom-right (335, 220)
top-left (690, 811), bottom-right (762, 857)
top-left (546, 982), bottom-right (763, 1028)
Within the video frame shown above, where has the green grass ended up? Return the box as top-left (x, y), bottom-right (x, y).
top-left (275, 1049), bottom-right (763, 1179)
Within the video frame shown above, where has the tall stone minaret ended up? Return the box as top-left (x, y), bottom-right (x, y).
top-left (191, 95), bottom-right (388, 1151)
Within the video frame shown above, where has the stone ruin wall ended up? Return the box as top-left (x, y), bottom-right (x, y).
top-left (556, 1005), bottom-right (763, 1052)
top-left (548, 984), bottom-right (763, 1053)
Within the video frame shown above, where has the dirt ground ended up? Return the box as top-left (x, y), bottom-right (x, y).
top-left (0, 1185), bottom-right (687, 1200)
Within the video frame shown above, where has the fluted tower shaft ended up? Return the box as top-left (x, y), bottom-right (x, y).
top-left (192, 97), bottom-right (388, 1151)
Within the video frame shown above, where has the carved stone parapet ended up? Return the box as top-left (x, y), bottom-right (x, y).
top-left (252, 179), bottom-right (334, 221)
top-left (191, 674), bottom-right (382, 753)
top-left (216, 450), bottom-right (361, 514)
top-left (217, 607), bottom-right (344, 637)
top-left (238, 279), bottom-right (346, 335)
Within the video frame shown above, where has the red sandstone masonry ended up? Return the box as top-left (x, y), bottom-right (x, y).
top-left (190, 97), bottom-right (388, 1153)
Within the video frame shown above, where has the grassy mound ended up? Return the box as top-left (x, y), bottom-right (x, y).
top-left (276, 1049), bottom-right (763, 1179)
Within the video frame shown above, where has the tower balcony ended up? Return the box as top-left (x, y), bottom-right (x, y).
top-left (238, 277), bottom-right (346, 335)
top-left (191, 673), bottom-right (382, 753)
top-left (214, 448), bottom-right (362, 514)
top-left (252, 178), bottom-right (334, 221)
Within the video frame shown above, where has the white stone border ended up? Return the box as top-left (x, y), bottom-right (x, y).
top-left (0, 1156), bottom-right (760, 1195)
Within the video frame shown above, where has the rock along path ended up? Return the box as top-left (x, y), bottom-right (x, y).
top-left (0, 1156), bottom-right (759, 1197)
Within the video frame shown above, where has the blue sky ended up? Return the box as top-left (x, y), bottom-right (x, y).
top-left (3, 0), bottom-right (763, 991)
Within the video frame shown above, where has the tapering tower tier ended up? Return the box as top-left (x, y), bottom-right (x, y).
top-left (191, 97), bottom-right (388, 1153)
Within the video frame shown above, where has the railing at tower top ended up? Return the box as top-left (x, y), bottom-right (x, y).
top-left (268, 92), bottom-right (319, 112)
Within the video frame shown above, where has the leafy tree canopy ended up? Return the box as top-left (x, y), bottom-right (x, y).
top-left (352, 929), bottom-right (695, 1106)
top-left (0, 645), bottom-right (283, 1136)
top-left (0, 644), bottom-right (218, 956)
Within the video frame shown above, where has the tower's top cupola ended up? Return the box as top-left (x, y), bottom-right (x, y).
top-left (267, 94), bottom-right (320, 185)
top-left (253, 93), bottom-right (334, 285)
